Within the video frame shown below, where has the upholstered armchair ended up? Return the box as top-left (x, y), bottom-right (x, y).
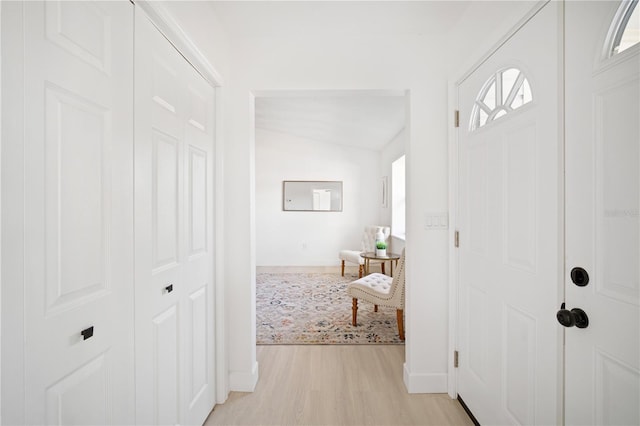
top-left (347, 249), bottom-right (405, 340)
top-left (338, 226), bottom-right (390, 278)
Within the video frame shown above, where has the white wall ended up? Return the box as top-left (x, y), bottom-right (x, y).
top-left (255, 128), bottom-right (380, 266)
top-left (223, 28), bottom-right (453, 392)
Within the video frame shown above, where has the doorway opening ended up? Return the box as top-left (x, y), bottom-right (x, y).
top-left (252, 89), bottom-right (408, 346)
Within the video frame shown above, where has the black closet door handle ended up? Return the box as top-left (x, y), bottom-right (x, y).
top-left (165, 284), bottom-right (173, 293)
top-left (81, 326), bottom-right (94, 340)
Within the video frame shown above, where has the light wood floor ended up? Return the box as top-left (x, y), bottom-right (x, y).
top-left (204, 345), bottom-right (473, 425)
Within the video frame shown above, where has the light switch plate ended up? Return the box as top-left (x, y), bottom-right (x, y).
top-left (424, 212), bottom-right (449, 230)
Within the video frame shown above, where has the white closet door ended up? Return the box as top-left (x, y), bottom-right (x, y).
top-left (134, 9), bottom-right (215, 425)
top-left (181, 51), bottom-right (216, 426)
top-left (6, 1), bottom-right (135, 424)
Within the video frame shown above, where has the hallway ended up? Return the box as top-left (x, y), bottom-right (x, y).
top-left (205, 345), bottom-right (472, 425)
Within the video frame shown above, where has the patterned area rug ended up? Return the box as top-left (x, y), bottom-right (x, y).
top-left (257, 272), bottom-right (404, 344)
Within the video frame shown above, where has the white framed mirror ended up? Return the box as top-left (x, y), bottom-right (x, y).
top-left (282, 180), bottom-right (343, 211)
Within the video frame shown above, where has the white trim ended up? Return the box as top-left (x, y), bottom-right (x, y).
top-left (602, 0), bottom-right (638, 60)
top-left (252, 88), bottom-right (406, 98)
top-left (447, 80), bottom-right (459, 400)
top-left (0, 2), bottom-right (3, 419)
top-left (229, 362), bottom-right (259, 393)
top-left (1, 2), bottom-right (26, 422)
top-left (403, 364), bottom-right (447, 393)
top-left (391, 233), bottom-right (406, 242)
top-left (135, 0), bottom-right (224, 87)
top-left (214, 87), bottom-right (228, 404)
top-left (556, 4), bottom-right (566, 424)
top-left (455, 1), bottom-right (550, 86)
top-left (594, 39), bottom-right (640, 76)
top-left (381, 176), bottom-right (388, 208)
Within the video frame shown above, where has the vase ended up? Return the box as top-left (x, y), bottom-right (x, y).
top-left (375, 227), bottom-right (387, 257)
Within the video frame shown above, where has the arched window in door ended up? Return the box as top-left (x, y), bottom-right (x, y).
top-left (470, 67), bottom-right (532, 131)
top-left (608, 0), bottom-right (639, 56)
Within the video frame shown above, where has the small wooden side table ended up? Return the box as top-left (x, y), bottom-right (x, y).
top-left (360, 252), bottom-right (401, 277)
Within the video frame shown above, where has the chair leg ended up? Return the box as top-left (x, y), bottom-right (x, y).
top-left (358, 265), bottom-right (363, 278)
top-left (352, 298), bottom-right (358, 326)
top-left (397, 309), bottom-right (405, 341)
top-left (374, 305), bottom-right (378, 312)
top-left (381, 262), bottom-right (386, 275)
top-left (341, 260), bottom-right (345, 277)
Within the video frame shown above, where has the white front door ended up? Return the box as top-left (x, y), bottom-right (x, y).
top-left (134, 9), bottom-right (216, 425)
top-left (565, 1), bottom-right (640, 424)
top-left (3, 1), bottom-right (135, 423)
top-left (456, 2), bottom-right (562, 424)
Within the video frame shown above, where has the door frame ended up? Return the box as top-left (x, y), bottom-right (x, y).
top-left (0, 2), bottom-right (3, 416)
top-left (446, 1), bottom-right (562, 412)
top-left (1, 2), bottom-right (27, 422)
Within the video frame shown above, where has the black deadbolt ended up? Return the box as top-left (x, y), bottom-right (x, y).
top-left (570, 267), bottom-right (589, 287)
top-left (556, 303), bottom-right (589, 329)
top-left (165, 284), bottom-right (173, 293)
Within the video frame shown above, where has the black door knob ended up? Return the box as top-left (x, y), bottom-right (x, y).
top-left (556, 303), bottom-right (589, 328)
top-left (570, 267), bottom-right (589, 287)
top-left (557, 305), bottom-right (574, 327)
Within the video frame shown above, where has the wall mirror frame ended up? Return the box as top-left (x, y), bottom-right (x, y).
top-left (282, 180), bottom-right (343, 212)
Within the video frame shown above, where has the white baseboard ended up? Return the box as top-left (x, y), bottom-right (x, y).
top-left (229, 361), bottom-right (259, 392)
top-left (256, 265), bottom-right (361, 274)
top-left (403, 363), bottom-right (448, 393)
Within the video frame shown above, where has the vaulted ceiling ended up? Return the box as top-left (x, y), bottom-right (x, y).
top-left (254, 92), bottom-right (406, 151)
